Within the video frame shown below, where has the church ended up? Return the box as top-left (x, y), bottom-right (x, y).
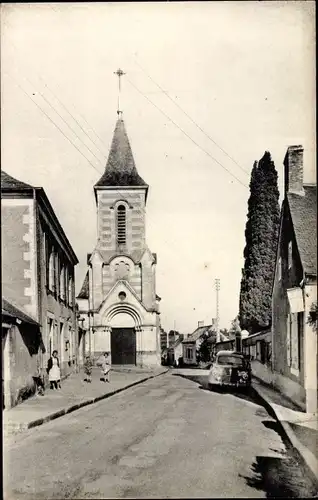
top-left (77, 109), bottom-right (161, 367)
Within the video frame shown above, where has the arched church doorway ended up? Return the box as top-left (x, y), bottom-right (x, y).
top-left (109, 312), bottom-right (136, 365)
top-left (111, 328), bottom-right (136, 365)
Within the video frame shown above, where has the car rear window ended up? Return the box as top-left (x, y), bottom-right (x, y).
top-left (217, 355), bottom-right (244, 367)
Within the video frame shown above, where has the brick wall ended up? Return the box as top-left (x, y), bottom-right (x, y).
top-left (284, 145), bottom-right (304, 195)
top-left (96, 189), bottom-right (146, 254)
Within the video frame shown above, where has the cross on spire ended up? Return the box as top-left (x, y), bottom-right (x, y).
top-left (114, 68), bottom-right (126, 116)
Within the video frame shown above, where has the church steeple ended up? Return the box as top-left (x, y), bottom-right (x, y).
top-left (95, 68), bottom-right (148, 189)
top-left (94, 118), bottom-right (148, 188)
top-left (77, 69), bottom-right (160, 369)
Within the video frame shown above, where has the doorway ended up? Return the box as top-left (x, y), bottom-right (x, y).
top-left (111, 328), bottom-right (136, 365)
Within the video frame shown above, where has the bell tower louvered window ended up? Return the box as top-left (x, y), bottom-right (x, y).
top-left (117, 205), bottom-right (126, 245)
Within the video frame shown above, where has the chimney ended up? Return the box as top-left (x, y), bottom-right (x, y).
top-left (284, 145), bottom-right (305, 196)
top-left (198, 320), bottom-right (204, 328)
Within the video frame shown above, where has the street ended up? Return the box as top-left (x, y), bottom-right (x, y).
top-left (4, 372), bottom-right (318, 499)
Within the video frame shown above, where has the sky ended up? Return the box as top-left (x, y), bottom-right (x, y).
top-left (1, 2), bottom-right (316, 334)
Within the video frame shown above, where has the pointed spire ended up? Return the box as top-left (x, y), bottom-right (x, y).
top-left (94, 118), bottom-right (148, 188)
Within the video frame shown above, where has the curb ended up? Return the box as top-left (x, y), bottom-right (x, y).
top-left (5, 369), bottom-right (168, 435)
top-left (252, 381), bottom-right (318, 486)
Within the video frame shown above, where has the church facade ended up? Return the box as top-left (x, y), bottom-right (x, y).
top-left (77, 117), bottom-right (161, 367)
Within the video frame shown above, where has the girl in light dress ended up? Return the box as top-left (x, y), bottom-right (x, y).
top-left (100, 352), bottom-right (111, 383)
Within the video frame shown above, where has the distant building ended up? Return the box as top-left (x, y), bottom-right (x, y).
top-left (1, 171), bottom-right (79, 408)
top-left (182, 321), bottom-right (217, 365)
top-left (77, 116), bottom-right (161, 367)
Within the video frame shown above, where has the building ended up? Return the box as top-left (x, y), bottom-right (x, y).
top-left (166, 335), bottom-right (184, 366)
top-left (1, 171), bottom-right (79, 407)
top-left (160, 327), bottom-right (168, 351)
top-left (2, 299), bottom-right (42, 409)
top-left (271, 145), bottom-right (317, 413)
top-left (77, 115), bottom-right (161, 367)
top-left (182, 321), bottom-right (216, 365)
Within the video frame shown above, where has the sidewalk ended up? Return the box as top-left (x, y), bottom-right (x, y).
top-left (252, 377), bottom-right (318, 483)
top-left (3, 366), bottom-right (168, 436)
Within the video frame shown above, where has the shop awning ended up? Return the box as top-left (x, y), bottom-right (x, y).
top-left (287, 288), bottom-right (304, 313)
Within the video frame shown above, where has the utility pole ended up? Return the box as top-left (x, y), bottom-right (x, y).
top-left (215, 278), bottom-right (220, 343)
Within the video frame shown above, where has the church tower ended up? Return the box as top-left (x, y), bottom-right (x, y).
top-left (77, 93), bottom-right (161, 367)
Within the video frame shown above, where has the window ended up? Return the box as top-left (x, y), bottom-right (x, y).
top-left (68, 276), bottom-right (73, 305)
top-left (278, 257), bottom-right (282, 281)
top-left (55, 253), bottom-right (60, 296)
top-left (117, 205), bottom-right (126, 245)
top-left (288, 241), bottom-right (292, 270)
top-left (48, 250), bottom-right (55, 291)
top-left (290, 313), bottom-right (300, 375)
top-left (65, 267), bottom-right (69, 304)
top-left (47, 317), bottom-right (54, 356)
top-left (60, 266), bottom-right (65, 300)
top-left (186, 347), bottom-right (192, 359)
top-left (60, 322), bottom-right (64, 362)
top-left (217, 355), bottom-right (244, 367)
top-left (43, 232), bottom-right (47, 286)
top-left (287, 313), bottom-right (292, 368)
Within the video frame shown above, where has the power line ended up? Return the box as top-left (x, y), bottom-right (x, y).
top-left (5, 69), bottom-right (240, 267)
top-left (4, 37), bottom-right (150, 223)
top-left (134, 58), bottom-right (250, 177)
top-left (7, 33), bottom-right (109, 158)
top-left (6, 31), bottom-right (249, 192)
top-left (126, 77), bottom-right (249, 190)
top-left (5, 73), bottom-right (155, 245)
top-left (12, 70), bottom-right (106, 168)
top-left (41, 80), bottom-right (108, 158)
top-left (6, 73), bottom-right (104, 178)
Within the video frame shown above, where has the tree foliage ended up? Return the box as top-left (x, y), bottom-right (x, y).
top-left (197, 333), bottom-right (213, 363)
top-left (228, 316), bottom-right (241, 340)
top-left (239, 152), bottom-right (280, 334)
top-left (307, 301), bottom-right (317, 333)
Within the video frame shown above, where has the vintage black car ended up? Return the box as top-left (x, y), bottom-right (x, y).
top-left (208, 350), bottom-right (251, 390)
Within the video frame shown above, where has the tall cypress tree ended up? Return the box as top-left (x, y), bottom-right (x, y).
top-left (239, 151), bottom-right (280, 334)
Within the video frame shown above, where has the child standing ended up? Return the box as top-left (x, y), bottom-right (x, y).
top-left (100, 352), bottom-right (111, 383)
top-left (84, 355), bottom-right (93, 383)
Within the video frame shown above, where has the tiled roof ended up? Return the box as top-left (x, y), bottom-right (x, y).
top-left (94, 119), bottom-right (148, 188)
top-left (2, 298), bottom-right (40, 326)
top-left (184, 325), bottom-right (215, 343)
top-left (1, 170), bottom-right (33, 190)
top-left (77, 272), bottom-right (89, 299)
top-left (288, 185), bottom-right (317, 276)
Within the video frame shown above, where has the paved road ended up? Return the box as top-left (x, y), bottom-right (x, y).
top-left (4, 372), bottom-right (318, 499)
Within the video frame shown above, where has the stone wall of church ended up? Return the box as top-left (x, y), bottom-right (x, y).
top-left (102, 260), bottom-right (142, 299)
top-left (96, 189), bottom-right (146, 254)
